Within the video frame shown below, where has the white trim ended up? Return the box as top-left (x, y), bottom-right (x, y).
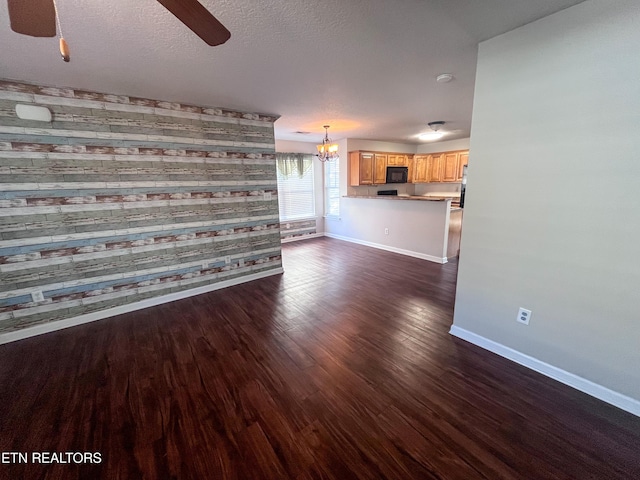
top-left (280, 233), bottom-right (324, 244)
top-left (0, 268), bottom-right (283, 345)
top-left (449, 325), bottom-right (640, 418)
top-left (324, 233), bottom-right (447, 264)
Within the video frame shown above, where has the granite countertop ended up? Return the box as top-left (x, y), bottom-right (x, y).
top-left (344, 195), bottom-right (453, 202)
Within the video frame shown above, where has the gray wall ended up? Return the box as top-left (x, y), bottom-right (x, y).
top-left (452, 0), bottom-right (640, 401)
top-left (0, 80), bottom-right (282, 336)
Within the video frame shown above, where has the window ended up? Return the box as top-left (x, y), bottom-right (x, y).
top-left (276, 153), bottom-right (315, 221)
top-left (324, 157), bottom-right (340, 217)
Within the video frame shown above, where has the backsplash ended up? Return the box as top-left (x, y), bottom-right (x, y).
top-left (413, 183), bottom-right (461, 196)
top-left (0, 80), bottom-right (282, 335)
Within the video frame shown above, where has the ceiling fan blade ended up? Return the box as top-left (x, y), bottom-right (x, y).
top-left (157, 0), bottom-right (231, 46)
top-left (7, 0), bottom-right (56, 37)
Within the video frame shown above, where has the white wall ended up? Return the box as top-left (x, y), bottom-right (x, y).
top-left (275, 139), bottom-right (325, 233)
top-left (416, 138), bottom-right (470, 154)
top-left (328, 197), bottom-right (451, 262)
top-left (452, 0), bottom-right (640, 409)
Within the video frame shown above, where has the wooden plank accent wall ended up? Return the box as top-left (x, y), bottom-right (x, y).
top-left (0, 80), bottom-right (282, 334)
top-left (280, 219), bottom-right (317, 241)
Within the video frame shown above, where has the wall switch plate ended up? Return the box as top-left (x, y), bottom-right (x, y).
top-left (224, 255), bottom-right (231, 265)
top-left (263, 192), bottom-right (272, 200)
top-left (517, 307), bottom-right (532, 325)
top-left (202, 262), bottom-right (208, 270)
top-left (384, 228), bottom-right (389, 235)
top-left (239, 259), bottom-right (245, 267)
top-left (31, 291), bottom-right (45, 303)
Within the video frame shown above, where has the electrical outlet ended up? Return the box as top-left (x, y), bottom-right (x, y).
top-left (384, 228), bottom-right (389, 235)
top-left (239, 259), bottom-right (245, 267)
top-left (202, 262), bottom-right (208, 270)
top-left (517, 307), bottom-right (532, 325)
top-left (263, 192), bottom-right (272, 201)
top-left (224, 255), bottom-right (231, 265)
top-left (31, 291), bottom-right (45, 303)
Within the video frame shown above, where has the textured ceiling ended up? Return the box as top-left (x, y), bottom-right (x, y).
top-left (0, 0), bottom-right (585, 144)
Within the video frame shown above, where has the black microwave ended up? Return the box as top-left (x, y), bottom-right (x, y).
top-left (386, 166), bottom-right (408, 184)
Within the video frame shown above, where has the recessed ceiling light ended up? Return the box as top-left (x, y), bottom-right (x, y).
top-left (436, 73), bottom-right (454, 83)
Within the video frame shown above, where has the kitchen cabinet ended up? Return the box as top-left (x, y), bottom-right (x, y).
top-left (350, 151), bottom-right (373, 185)
top-left (413, 155), bottom-right (429, 183)
top-left (411, 150), bottom-right (469, 183)
top-left (406, 155), bottom-right (414, 183)
top-left (387, 154), bottom-right (406, 166)
top-left (349, 151), bottom-right (388, 185)
top-left (427, 154), bottom-right (443, 182)
top-left (457, 151), bottom-right (469, 181)
top-left (374, 154), bottom-right (388, 184)
top-left (441, 152), bottom-right (459, 182)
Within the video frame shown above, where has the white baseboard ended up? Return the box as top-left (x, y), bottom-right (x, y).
top-left (0, 268), bottom-right (284, 345)
top-left (324, 232), bottom-right (447, 264)
top-left (449, 325), bottom-right (640, 417)
top-left (280, 232), bottom-right (324, 243)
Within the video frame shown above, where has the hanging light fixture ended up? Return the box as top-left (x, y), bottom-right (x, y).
top-left (316, 125), bottom-right (339, 162)
top-left (418, 121), bottom-right (446, 141)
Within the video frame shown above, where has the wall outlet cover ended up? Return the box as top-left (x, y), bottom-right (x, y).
top-left (517, 307), bottom-right (532, 325)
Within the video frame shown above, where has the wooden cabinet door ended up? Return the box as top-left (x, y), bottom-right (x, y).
top-left (442, 152), bottom-right (459, 182)
top-left (374, 154), bottom-right (387, 184)
top-left (359, 153), bottom-right (374, 185)
top-left (388, 154), bottom-right (407, 166)
top-left (413, 155), bottom-right (428, 182)
top-left (350, 151), bottom-right (374, 185)
top-left (407, 155), bottom-right (414, 183)
top-left (457, 151), bottom-right (469, 181)
top-left (427, 154), bottom-right (443, 182)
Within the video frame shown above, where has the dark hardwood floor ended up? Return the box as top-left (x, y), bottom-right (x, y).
top-left (1, 237), bottom-right (639, 479)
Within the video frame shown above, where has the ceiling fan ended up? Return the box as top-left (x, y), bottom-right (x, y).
top-left (7, 0), bottom-right (231, 62)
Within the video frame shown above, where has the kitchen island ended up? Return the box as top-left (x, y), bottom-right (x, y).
top-left (325, 195), bottom-right (461, 263)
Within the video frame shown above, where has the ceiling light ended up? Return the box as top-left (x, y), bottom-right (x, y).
top-left (436, 73), bottom-right (454, 83)
top-left (316, 125), bottom-right (339, 162)
top-left (419, 121), bottom-right (446, 141)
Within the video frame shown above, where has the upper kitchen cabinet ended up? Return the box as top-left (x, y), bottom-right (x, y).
top-left (413, 155), bottom-right (429, 183)
top-left (350, 151), bottom-right (374, 185)
top-left (374, 154), bottom-right (388, 185)
top-left (427, 153), bottom-right (444, 182)
top-left (412, 150), bottom-right (469, 183)
top-left (457, 151), bottom-right (469, 181)
top-left (387, 154), bottom-right (406, 166)
top-left (350, 151), bottom-right (388, 186)
top-left (441, 152), bottom-right (459, 182)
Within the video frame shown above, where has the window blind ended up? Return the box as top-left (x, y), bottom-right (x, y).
top-left (325, 158), bottom-right (340, 217)
top-left (276, 153), bottom-right (315, 221)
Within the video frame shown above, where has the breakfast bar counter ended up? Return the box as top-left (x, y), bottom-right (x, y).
top-left (329, 195), bottom-right (461, 263)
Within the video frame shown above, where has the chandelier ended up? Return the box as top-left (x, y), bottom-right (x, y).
top-left (316, 125), bottom-right (339, 162)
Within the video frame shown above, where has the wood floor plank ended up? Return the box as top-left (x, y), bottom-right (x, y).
top-left (1, 237), bottom-right (639, 479)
